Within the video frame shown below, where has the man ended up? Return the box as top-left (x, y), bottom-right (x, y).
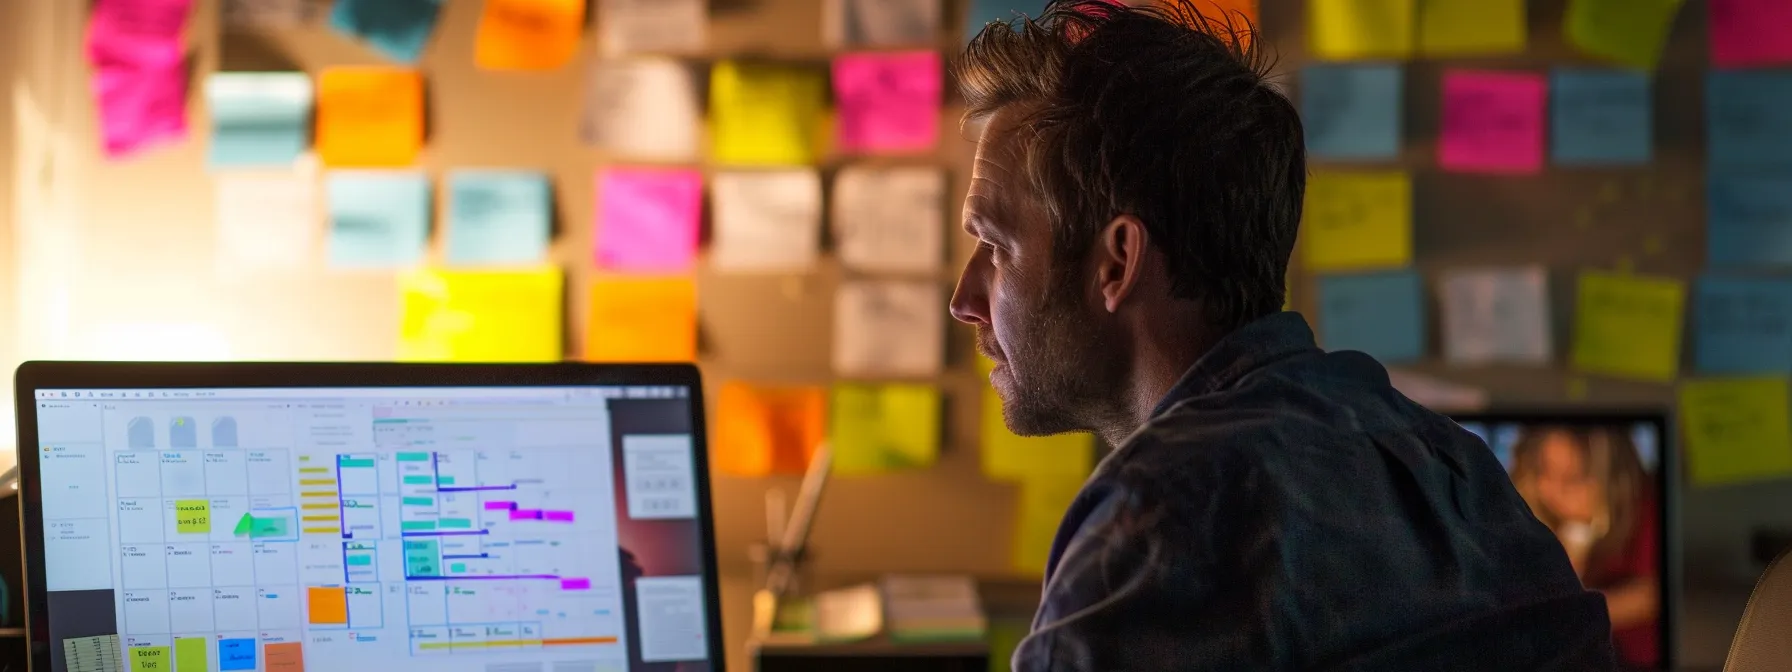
top-left (950, 2), bottom-right (1618, 670)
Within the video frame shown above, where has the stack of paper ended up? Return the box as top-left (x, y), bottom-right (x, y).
top-left (880, 575), bottom-right (987, 642)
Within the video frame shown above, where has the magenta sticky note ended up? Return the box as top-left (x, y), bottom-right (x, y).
top-left (596, 168), bottom-right (703, 272)
top-left (1438, 70), bottom-right (1546, 174)
top-left (85, 0), bottom-right (194, 61)
top-left (1710, 0), bottom-right (1792, 67)
top-left (92, 45), bottom-right (190, 159)
top-left (833, 51), bottom-right (943, 154)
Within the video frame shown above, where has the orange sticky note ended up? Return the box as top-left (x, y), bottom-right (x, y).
top-left (264, 642), bottom-right (304, 672)
top-left (584, 276), bottom-right (697, 362)
top-left (1192, 0), bottom-right (1257, 48)
top-left (306, 586), bottom-right (348, 625)
top-left (714, 381), bottom-right (827, 477)
top-left (475, 0), bottom-right (586, 71)
top-left (316, 67), bottom-right (424, 167)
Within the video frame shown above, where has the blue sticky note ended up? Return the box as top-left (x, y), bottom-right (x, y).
top-left (1694, 275), bottom-right (1792, 374)
top-left (1708, 174), bottom-right (1792, 268)
top-left (1302, 64), bottom-right (1403, 161)
top-left (205, 72), bottom-right (312, 168)
top-left (966, 0), bottom-right (1046, 42)
top-left (1550, 68), bottom-right (1651, 165)
top-left (329, 0), bottom-right (445, 64)
top-left (327, 171), bottom-right (431, 268)
top-left (446, 170), bottom-right (552, 266)
top-left (1708, 71), bottom-right (1792, 170)
top-left (1319, 270), bottom-right (1427, 363)
top-left (218, 638), bottom-right (257, 671)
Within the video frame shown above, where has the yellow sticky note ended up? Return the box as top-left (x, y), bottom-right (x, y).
top-left (830, 384), bottom-right (941, 475)
top-left (1564, 0), bottom-right (1686, 70)
top-left (1418, 0), bottom-right (1525, 55)
top-left (131, 646), bottom-right (171, 672)
top-left (710, 61), bottom-right (827, 166)
top-left (1011, 474), bottom-right (1083, 576)
top-left (316, 67), bottom-right (424, 167)
top-left (1310, 0), bottom-right (1415, 60)
top-left (475, 0), bottom-right (586, 71)
top-left (1301, 171), bottom-right (1412, 271)
top-left (978, 356), bottom-right (1095, 482)
top-left (584, 276), bottom-right (698, 362)
top-left (714, 381), bottom-right (828, 477)
top-left (1571, 271), bottom-right (1685, 382)
top-left (1679, 378), bottom-right (1792, 486)
top-left (399, 268), bottom-right (564, 362)
top-left (175, 499), bottom-right (210, 534)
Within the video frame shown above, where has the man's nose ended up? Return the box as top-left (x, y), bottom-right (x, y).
top-left (949, 261), bottom-right (990, 326)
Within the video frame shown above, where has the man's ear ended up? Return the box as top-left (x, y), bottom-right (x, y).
top-left (1095, 215), bottom-right (1148, 313)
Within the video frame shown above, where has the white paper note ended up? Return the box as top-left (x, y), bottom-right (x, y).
top-left (215, 172), bottom-right (317, 273)
top-left (600, 0), bottom-right (708, 56)
top-left (711, 170), bottom-right (823, 272)
top-left (832, 166), bottom-right (945, 274)
top-left (1440, 266), bottom-right (1552, 365)
top-left (824, 0), bottom-right (943, 47)
top-left (582, 58), bottom-right (701, 162)
top-left (834, 279), bottom-right (946, 377)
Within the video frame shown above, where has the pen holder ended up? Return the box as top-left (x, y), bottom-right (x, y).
top-left (748, 542), bottom-right (815, 596)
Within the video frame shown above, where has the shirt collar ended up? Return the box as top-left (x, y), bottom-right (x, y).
top-left (1148, 311), bottom-right (1320, 418)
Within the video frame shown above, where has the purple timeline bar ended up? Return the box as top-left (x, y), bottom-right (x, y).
top-left (484, 501), bottom-right (517, 511)
top-left (510, 509), bottom-right (542, 521)
top-left (543, 511), bottom-right (575, 522)
top-left (560, 578), bottom-right (591, 590)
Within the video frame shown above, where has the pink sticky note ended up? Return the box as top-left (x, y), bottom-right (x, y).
top-left (1710, 0), bottom-right (1792, 67)
top-left (92, 45), bottom-right (190, 159)
top-left (1438, 70), bottom-right (1546, 174)
top-left (833, 51), bottom-right (942, 154)
top-left (86, 0), bottom-right (194, 62)
top-left (596, 168), bottom-right (703, 271)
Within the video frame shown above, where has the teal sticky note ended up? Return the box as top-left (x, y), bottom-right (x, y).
top-left (966, 0), bottom-right (1046, 42)
top-left (1708, 174), bottom-right (1792, 268)
top-left (1550, 68), bottom-right (1651, 165)
top-left (1708, 71), bottom-right (1792, 170)
top-left (446, 170), bottom-right (551, 266)
top-left (1694, 275), bottom-right (1792, 375)
top-left (328, 0), bottom-right (444, 64)
top-left (327, 171), bottom-right (431, 268)
top-left (1301, 64), bottom-right (1403, 161)
top-left (1319, 270), bottom-right (1426, 363)
top-left (205, 72), bottom-right (312, 168)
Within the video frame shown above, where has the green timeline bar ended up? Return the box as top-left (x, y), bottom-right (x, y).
top-left (396, 452), bottom-right (431, 462)
top-left (450, 563), bottom-right (466, 573)
top-left (401, 521), bottom-right (436, 531)
top-left (402, 475), bottom-right (432, 485)
top-left (437, 476), bottom-right (456, 485)
top-left (339, 458), bottom-right (376, 468)
top-left (402, 497), bottom-right (434, 506)
top-left (437, 518), bottom-right (473, 529)
top-left (346, 554), bottom-right (374, 566)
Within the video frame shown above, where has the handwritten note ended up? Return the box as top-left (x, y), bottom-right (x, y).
top-left (316, 66), bottom-right (425, 167)
top-left (714, 382), bottom-right (828, 477)
top-left (582, 58), bottom-right (701, 162)
top-left (830, 384), bottom-right (941, 475)
top-left (205, 72), bottom-right (312, 168)
top-left (834, 280), bottom-right (946, 377)
top-left (1439, 267), bottom-right (1550, 365)
top-left (1301, 171), bottom-right (1412, 271)
top-left (1417, 0), bottom-right (1524, 55)
top-left (92, 45), bottom-right (190, 160)
top-left (1708, 0), bottom-right (1792, 67)
top-left (326, 171), bottom-right (430, 268)
top-left (1012, 474), bottom-right (1081, 576)
top-left (1301, 64), bottom-right (1402, 160)
top-left (710, 61), bottom-right (828, 166)
top-left (1707, 71), bottom-right (1792, 170)
top-left (711, 170), bottom-right (823, 272)
top-left (1438, 70), bottom-right (1545, 174)
top-left (215, 173), bottom-right (316, 273)
top-left (584, 276), bottom-right (697, 362)
top-left (1678, 377), bottom-right (1792, 486)
top-left (1694, 276), bottom-right (1792, 374)
top-left (832, 166), bottom-right (946, 273)
top-left (475, 0), bottom-right (585, 71)
top-left (130, 646), bottom-right (170, 672)
top-left (1309, 0), bottom-right (1415, 60)
top-left (825, 0), bottom-right (942, 47)
top-left (596, 168), bottom-right (703, 272)
top-left (399, 268), bottom-right (564, 362)
top-left (599, 0), bottom-right (707, 56)
top-left (1571, 271), bottom-right (1686, 382)
top-left (833, 51), bottom-right (942, 154)
top-left (1318, 270), bottom-right (1427, 364)
top-left (1564, 0), bottom-right (1685, 69)
top-left (1550, 68), bottom-right (1652, 165)
top-left (1707, 174), bottom-right (1792, 268)
top-left (445, 170), bottom-right (551, 266)
top-left (327, 0), bottom-right (443, 64)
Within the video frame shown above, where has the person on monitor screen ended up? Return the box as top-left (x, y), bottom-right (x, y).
top-left (949, 2), bottom-right (1617, 669)
top-left (1509, 426), bottom-right (1661, 667)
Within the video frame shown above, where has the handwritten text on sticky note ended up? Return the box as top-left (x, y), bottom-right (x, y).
top-left (1572, 271), bottom-right (1686, 382)
top-left (1301, 171), bottom-right (1412, 271)
top-left (1439, 70), bottom-right (1546, 174)
top-left (1679, 377), bottom-right (1792, 486)
top-left (1550, 68), bottom-right (1651, 165)
top-left (833, 51), bottom-right (942, 154)
top-left (1694, 276), bottom-right (1792, 375)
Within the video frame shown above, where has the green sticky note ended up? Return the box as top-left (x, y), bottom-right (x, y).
top-left (1564, 0), bottom-right (1686, 69)
top-left (175, 500), bottom-right (211, 534)
top-left (174, 638), bottom-right (207, 672)
top-left (829, 384), bottom-right (941, 475)
top-left (1418, 0), bottom-right (1525, 55)
top-left (1571, 271), bottom-right (1686, 382)
top-left (1679, 378), bottom-right (1792, 486)
top-left (131, 646), bottom-right (170, 672)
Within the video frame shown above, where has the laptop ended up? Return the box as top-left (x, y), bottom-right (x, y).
top-left (12, 361), bottom-right (726, 672)
top-left (1451, 411), bottom-right (1676, 671)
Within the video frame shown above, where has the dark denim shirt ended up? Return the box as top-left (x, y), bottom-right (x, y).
top-left (1013, 312), bottom-right (1618, 671)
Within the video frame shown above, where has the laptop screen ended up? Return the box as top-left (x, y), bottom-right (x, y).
top-left (29, 385), bottom-right (715, 672)
top-left (1453, 415), bottom-right (1669, 670)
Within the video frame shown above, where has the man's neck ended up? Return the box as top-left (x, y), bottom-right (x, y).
top-left (1094, 322), bottom-right (1212, 447)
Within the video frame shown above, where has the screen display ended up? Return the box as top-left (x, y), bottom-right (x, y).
top-left (29, 385), bottom-right (715, 672)
top-left (1455, 418), bottom-right (1664, 669)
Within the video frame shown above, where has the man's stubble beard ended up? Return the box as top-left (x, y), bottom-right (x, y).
top-left (986, 272), bottom-right (1125, 437)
